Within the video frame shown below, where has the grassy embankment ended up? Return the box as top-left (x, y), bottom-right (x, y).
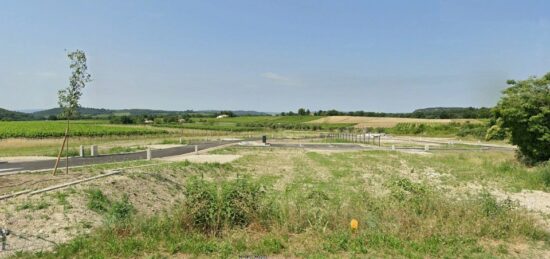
top-left (13, 148), bottom-right (550, 258)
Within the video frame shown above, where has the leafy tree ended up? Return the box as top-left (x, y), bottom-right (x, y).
top-left (218, 111), bottom-right (235, 117)
top-left (493, 73), bottom-right (550, 164)
top-left (297, 108), bottom-right (307, 116)
top-left (53, 50), bottom-right (92, 175)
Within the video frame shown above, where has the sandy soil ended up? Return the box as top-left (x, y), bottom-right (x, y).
top-left (146, 144), bottom-right (186, 149)
top-left (308, 116), bottom-right (482, 128)
top-left (493, 190), bottom-right (550, 214)
top-left (0, 156), bottom-right (55, 162)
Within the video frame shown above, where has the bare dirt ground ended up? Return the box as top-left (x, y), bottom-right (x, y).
top-left (0, 156), bottom-right (55, 162)
top-left (147, 144), bottom-right (186, 149)
top-left (0, 162), bottom-right (190, 257)
top-left (494, 190), bottom-right (550, 214)
top-left (308, 115), bottom-right (482, 128)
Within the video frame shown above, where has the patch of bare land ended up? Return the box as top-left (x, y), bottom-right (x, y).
top-left (146, 144), bottom-right (186, 149)
top-left (0, 156), bottom-right (55, 162)
top-left (308, 115), bottom-right (483, 128)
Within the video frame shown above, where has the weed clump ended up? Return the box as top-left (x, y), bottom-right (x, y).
top-left (181, 177), bottom-right (268, 235)
top-left (85, 188), bottom-right (135, 223)
top-left (540, 164), bottom-right (550, 187)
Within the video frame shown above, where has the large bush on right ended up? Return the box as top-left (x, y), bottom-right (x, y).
top-left (492, 73), bottom-right (550, 164)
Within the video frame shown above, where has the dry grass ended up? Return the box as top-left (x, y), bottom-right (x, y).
top-left (308, 116), bottom-right (483, 128)
top-left (3, 147), bottom-right (550, 258)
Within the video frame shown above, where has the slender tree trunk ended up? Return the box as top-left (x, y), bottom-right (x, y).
top-left (66, 118), bottom-right (70, 174)
top-left (52, 125), bottom-right (69, 176)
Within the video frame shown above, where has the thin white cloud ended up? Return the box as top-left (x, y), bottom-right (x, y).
top-left (260, 72), bottom-right (303, 87)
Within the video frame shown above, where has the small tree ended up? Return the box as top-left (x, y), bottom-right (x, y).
top-left (53, 50), bottom-right (92, 175)
top-left (492, 72), bottom-right (550, 164)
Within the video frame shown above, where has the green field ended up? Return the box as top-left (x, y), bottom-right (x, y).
top-left (0, 120), bottom-right (167, 139)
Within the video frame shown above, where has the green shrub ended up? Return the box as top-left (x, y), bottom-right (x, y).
top-left (181, 177), bottom-right (267, 235)
top-left (86, 188), bottom-right (110, 213)
top-left (109, 195), bottom-right (135, 221)
top-left (86, 189), bottom-right (134, 222)
top-left (478, 192), bottom-right (515, 217)
top-left (493, 73), bottom-right (550, 164)
top-left (540, 164), bottom-right (550, 187)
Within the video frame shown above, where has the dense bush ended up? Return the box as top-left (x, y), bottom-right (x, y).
top-left (492, 73), bottom-right (550, 164)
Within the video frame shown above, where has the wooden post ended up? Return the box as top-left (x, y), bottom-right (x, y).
top-left (52, 127), bottom-right (69, 176)
top-left (65, 118), bottom-right (70, 174)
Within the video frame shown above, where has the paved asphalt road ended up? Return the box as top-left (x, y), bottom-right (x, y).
top-left (0, 140), bottom-right (237, 175)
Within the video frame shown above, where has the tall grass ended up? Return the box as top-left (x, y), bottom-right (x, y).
top-left (17, 173), bottom-right (548, 258)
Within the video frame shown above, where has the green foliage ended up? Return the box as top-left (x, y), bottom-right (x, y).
top-left (0, 108), bottom-right (33, 121)
top-left (58, 50), bottom-right (92, 119)
top-left (54, 191), bottom-right (73, 210)
top-left (86, 188), bottom-right (135, 222)
top-left (388, 122), bottom-right (488, 138)
top-left (493, 72), bottom-right (550, 164)
top-left (541, 164), bottom-right (550, 187)
top-left (16, 200), bottom-right (51, 211)
top-left (86, 188), bottom-right (110, 213)
top-left (307, 107), bottom-right (493, 119)
top-left (181, 177), bottom-right (267, 235)
top-left (0, 120), bottom-right (166, 139)
top-left (109, 195), bottom-right (135, 221)
top-left (478, 192), bottom-right (516, 217)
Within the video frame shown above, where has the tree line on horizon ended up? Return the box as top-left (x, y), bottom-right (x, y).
top-left (280, 107), bottom-right (492, 119)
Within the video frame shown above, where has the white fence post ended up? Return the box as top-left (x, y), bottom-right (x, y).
top-left (90, 145), bottom-right (98, 157)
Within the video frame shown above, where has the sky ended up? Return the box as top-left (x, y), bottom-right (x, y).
top-left (1, 0), bottom-right (549, 113)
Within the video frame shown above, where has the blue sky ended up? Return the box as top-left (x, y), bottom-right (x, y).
top-left (1, 1), bottom-right (549, 112)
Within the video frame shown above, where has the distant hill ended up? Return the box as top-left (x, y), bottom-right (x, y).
top-left (16, 109), bottom-right (44, 113)
top-left (32, 107), bottom-right (115, 118)
top-left (0, 108), bottom-right (34, 121)
top-left (31, 107), bottom-right (270, 118)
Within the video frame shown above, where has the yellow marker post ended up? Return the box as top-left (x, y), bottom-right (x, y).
top-left (350, 219), bottom-right (358, 233)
